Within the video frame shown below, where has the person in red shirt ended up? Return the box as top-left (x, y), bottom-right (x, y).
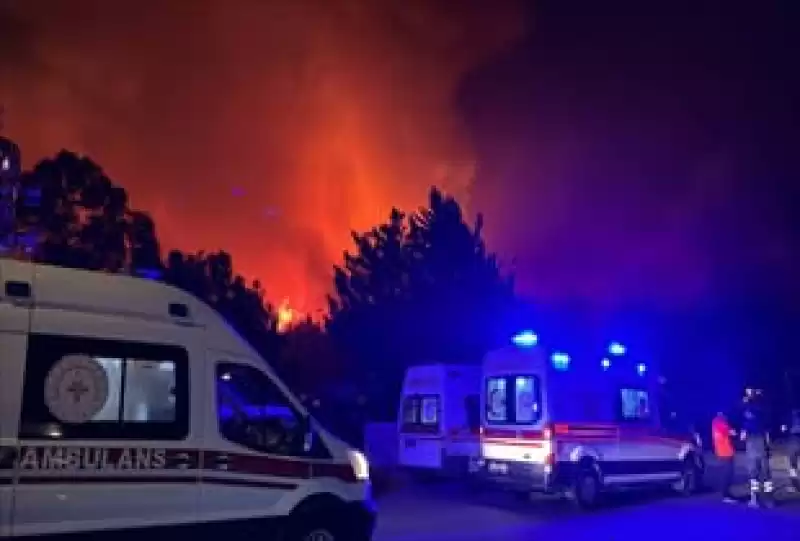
top-left (711, 411), bottom-right (737, 502)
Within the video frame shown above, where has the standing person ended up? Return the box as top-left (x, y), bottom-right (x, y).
top-left (711, 411), bottom-right (737, 503)
top-left (789, 409), bottom-right (800, 488)
top-left (741, 389), bottom-right (774, 508)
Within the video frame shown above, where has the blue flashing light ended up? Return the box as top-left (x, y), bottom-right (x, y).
top-left (601, 357), bottom-right (611, 370)
top-left (608, 342), bottom-right (626, 356)
top-left (637, 363), bottom-right (647, 376)
top-left (512, 331), bottom-right (538, 347)
top-left (551, 352), bottom-right (570, 371)
top-left (133, 267), bottom-right (163, 280)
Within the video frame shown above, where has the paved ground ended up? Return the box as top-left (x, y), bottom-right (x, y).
top-left (374, 480), bottom-right (800, 541)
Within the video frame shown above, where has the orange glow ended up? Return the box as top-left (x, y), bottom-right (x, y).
top-left (277, 299), bottom-right (296, 334)
top-left (0, 1), bottom-right (525, 315)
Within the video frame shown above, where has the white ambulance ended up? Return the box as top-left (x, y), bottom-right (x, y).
top-left (398, 364), bottom-right (480, 477)
top-left (0, 259), bottom-right (375, 539)
top-left (471, 331), bottom-right (702, 508)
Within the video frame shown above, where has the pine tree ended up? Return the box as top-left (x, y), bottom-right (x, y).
top-left (327, 187), bottom-right (520, 420)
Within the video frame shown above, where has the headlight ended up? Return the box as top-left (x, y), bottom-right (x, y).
top-left (348, 449), bottom-right (370, 481)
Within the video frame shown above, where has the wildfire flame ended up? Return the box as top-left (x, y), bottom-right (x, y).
top-left (277, 299), bottom-right (296, 333)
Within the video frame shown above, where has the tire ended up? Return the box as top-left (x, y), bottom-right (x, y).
top-left (281, 499), bottom-right (371, 541)
top-left (673, 456), bottom-right (701, 496)
top-left (281, 516), bottom-right (346, 541)
top-left (571, 464), bottom-right (602, 510)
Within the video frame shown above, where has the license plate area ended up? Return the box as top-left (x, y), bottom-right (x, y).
top-left (773, 455), bottom-right (790, 469)
top-left (488, 461), bottom-right (509, 475)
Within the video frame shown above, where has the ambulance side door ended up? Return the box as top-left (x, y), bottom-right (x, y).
top-left (200, 356), bottom-right (311, 524)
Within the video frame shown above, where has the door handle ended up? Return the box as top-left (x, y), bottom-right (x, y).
top-left (171, 452), bottom-right (195, 469)
top-left (212, 454), bottom-right (231, 470)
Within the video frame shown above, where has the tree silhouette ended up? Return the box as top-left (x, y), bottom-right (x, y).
top-left (12, 149), bottom-right (283, 368)
top-left (13, 150), bottom-right (158, 273)
top-left (163, 250), bottom-right (283, 361)
top-left (278, 317), bottom-right (342, 396)
top-left (327, 187), bottom-right (520, 420)
top-left (127, 210), bottom-right (162, 274)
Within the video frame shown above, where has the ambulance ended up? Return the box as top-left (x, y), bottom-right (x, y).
top-left (0, 259), bottom-right (375, 540)
top-left (398, 364), bottom-right (480, 477)
top-left (471, 331), bottom-right (702, 508)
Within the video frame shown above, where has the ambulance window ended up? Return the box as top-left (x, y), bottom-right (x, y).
top-left (421, 397), bottom-right (438, 425)
top-left (216, 362), bottom-right (305, 456)
top-left (402, 397), bottom-right (421, 425)
top-left (514, 376), bottom-right (539, 423)
top-left (619, 388), bottom-right (651, 421)
top-left (89, 358), bottom-right (178, 423)
top-left (400, 394), bottom-right (439, 433)
top-left (19, 334), bottom-right (189, 441)
top-left (486, 375), bottom-right (542, 425)
top-left (486, 377), bottom-right (508, 423)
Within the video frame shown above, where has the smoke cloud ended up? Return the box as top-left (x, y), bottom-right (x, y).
top-left (0, 0), bottom-right (524, 313)
top-left (461, 4), bottom-right (799, 316)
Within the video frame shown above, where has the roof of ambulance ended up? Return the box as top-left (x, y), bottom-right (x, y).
top-left (0, 258), bottom-right (257, 359)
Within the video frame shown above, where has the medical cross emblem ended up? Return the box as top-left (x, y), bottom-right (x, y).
top-left (66, 378), bottom-right (90, 403)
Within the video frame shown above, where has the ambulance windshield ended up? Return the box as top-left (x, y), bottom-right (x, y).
top-left (486, 375), bottom-right (541, 425)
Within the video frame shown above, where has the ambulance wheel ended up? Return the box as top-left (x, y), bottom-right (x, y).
top-left (281, 497), bottom-right (363, 541)
top-left (674, 456), bottom-right (701, 496)
top-left (571, 466), bottom-right (602, 510)
top-left (282, 516), bottom-right (345, 541)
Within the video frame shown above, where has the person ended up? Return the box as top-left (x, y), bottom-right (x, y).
top-left (711, 411), bottom-right (737, 503)
top-left (789, 409), bottom-right (800, 486)
top-left (741, 389), bottom-right (774, 507)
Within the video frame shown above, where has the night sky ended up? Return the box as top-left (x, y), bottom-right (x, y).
top-left (0, 1), bottom-right (797, 323)
top-left (463, 2), bottom-right (799, 316)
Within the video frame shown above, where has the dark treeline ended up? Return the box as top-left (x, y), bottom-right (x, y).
top-left (6, 149), bottom-right (791, 436)
top-left (3, 149), bottom-right (524, 425)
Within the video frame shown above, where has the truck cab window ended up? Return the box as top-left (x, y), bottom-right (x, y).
top-left (216, 362), bottom-right (305, 456)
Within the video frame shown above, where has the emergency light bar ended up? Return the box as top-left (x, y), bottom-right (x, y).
top-left (512, 331), bottom-right (538, 347)
top-left (608, 342), bottom-right (626, 356)
top-left (551, 352), bottom-right (570, 371)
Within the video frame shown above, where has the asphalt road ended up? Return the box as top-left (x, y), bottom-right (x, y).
top-left (374, 481), bottom-right (800, 541)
